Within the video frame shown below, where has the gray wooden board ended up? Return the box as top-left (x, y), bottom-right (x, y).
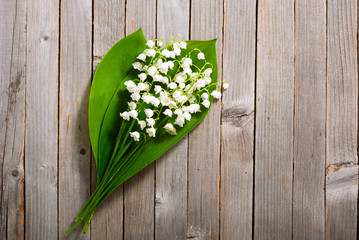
top-left (0, 0), bottom-right (26, 238)
top-left (326, 0), bottom-right (358, 239)
top-left (59, 0), bottom-right (92, 238)
top-left (155, 0), bottom-right (189, 239)
top-left (25, 0), bottom-right (59, 239)
top-left (123, 1), bottom-right (156, 239)
top-left (293, 1), bottom-right (326, 239)
top-left (90, 0), bottom-right (126, 238)
top-left (255, 0), bottom-right (294, 239)
top-left (0, 0), bottom-right (358, 239)
top-left (188, 0), bottom-right (223, 239)
top-left (220, 0), bottom-right (256, 239)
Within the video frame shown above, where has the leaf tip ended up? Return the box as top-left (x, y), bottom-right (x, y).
top-left (135, 28), bottom-right (145, 37)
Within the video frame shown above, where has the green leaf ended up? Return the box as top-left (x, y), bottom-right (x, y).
top-left (96, 38), bottom-right (218, 184)
top-left (88, 29), bottom-right (147, 180)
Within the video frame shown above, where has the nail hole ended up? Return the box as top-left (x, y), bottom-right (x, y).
top-left (80, 148), bottom-right (86, 155)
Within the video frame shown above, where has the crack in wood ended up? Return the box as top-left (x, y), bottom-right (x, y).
top-left (326, 162), bottom-right (357, 174)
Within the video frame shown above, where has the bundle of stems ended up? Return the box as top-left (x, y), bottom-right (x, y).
top-left (67, 120), bottom-right (146, 234)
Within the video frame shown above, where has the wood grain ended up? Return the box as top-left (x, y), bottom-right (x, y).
top-left (220, 0), bottom-right (256, 239)
top-left (255, 0), bottom-right (294, 239)
top-left (0, 0), bottom-right (26, 238)
top-left (59, 0), bottom-right (92, 238)
top-left (123, 1), bottom-right (156, 239)
top-left (90, 0), bottom-right (126, 238)
top-left (25, 0), bottom-right (59, 239)
top-left (326, 0), bottom-right (358, 239)
top-left (188, 0), bottom-right (223, 239)
top-left (155, 0), bottom-right (189, 239)
top-left (1, 1), bottom-right (358, 238)
top-left (293, 1), bottom-right (326, 239)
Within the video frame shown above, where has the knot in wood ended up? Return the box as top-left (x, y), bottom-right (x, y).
top-left (222, 105), bottom-right (254, 128)
top-left (11, 168), bottom-right (20, 178)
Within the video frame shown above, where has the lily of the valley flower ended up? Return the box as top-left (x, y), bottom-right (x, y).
top-left (130, 131), bottom-right (140, 141)
top-left (164, 123), bottom-right (177, 135)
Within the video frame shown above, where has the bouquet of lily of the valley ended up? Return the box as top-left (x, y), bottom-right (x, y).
top-left (66, 29), bottom-right (228, 235)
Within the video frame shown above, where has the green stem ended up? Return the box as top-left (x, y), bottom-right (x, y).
top-left (65, 221), bottom-right (81, 236)
top-left (77, 141), bottom-right (144, 221)
top-left (80, 143), bottom-right (145, 217)
top-left (67, 151), bottom-right (135, 235)
top-left (85, 145), bottom-right (146, 215)
top-left (76, 125), bottom-right (131, 218)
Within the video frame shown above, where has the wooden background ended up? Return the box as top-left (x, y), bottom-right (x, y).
top-left (1, 0), bottom-right (358, 239)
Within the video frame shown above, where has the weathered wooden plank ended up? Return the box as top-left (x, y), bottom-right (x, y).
top-left (90, 0), bottom-right (126, 239)
top-left (0, 0), bottom-right (26, 238)
top-left (255, 0), bottom-right (294, 239)
top-left (25, 0), bottom-right (59, 239)
top-left (326, 0), bottom-right (358, 239)
top-left (58, 0), bottom-right (92, 238)
top-left (155, 0), bottom-right (189, 239)
top-left (188, 0), bottom-right (223, 239)
top-left (293, 1), bottom-right (326, 239)
top-left (220, 0), bottom-right (256, 239)
top-left (124, 1), bottom-right (156, 239)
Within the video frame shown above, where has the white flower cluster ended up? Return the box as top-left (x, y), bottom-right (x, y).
top-left (120, 35), bottom-right (229, 142)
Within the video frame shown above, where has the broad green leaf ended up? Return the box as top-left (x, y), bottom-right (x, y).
top-left (97, 39), bottom-right (218, 184)
top-left (88, 29), bottom-right (147, 179)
